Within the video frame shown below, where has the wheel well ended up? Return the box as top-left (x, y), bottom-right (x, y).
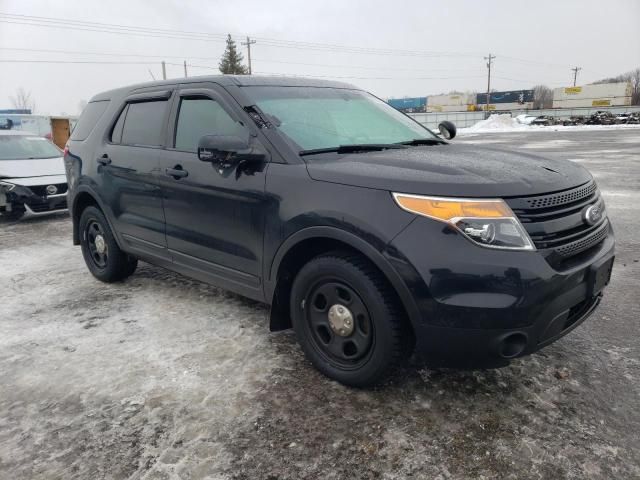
top-left (72, 192), bottom-right (100, 245)
top-left (269, 237), bottom-right (413, 344)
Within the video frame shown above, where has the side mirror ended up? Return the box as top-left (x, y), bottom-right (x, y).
top-left (197, 129), bottom-right (266, 163)
top-left (438, 121), bottom-right (457, 140)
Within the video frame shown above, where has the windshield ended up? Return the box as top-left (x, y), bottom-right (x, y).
top-left (0, 135), bottom-right (61, 160)
top-left (244, 86), bottom-right (438, 152)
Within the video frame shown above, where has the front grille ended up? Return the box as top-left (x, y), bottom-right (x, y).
top-left (29, 183), bottom-right (68, 197)
top-left (506, 181), bottom-right (609, 266)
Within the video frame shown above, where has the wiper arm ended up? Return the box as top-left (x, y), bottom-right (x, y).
top-left (397, 138), bottom-right (448, 146)
top-left (300, 143), bottom-right (407, 156)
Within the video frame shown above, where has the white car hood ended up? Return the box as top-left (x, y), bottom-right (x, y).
top-left (0, 157), bottom-right (66, 184)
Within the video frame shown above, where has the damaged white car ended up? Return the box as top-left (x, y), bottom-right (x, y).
top-left (0, 131), bottom-right (68, 221)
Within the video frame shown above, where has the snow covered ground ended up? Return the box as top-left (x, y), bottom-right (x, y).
top-left (459, 114), bottom-right (640, 135)
top-left (1, 129), bottom-right (640, 479)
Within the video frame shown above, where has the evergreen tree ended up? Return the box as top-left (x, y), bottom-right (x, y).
top-left (218, 34), bottom-right (248, 75)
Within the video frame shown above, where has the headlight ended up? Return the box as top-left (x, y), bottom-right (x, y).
top-left (392, 193), bottom-right (535, 251)
top-left (0, 181), bottom-right (16, 192)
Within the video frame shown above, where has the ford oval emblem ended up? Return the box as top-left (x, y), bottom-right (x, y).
top-left (46, 184), bottom-right (58, 195)
top-left (583, 204), bottom-right (602, 226)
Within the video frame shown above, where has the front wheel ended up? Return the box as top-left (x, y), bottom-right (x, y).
top-left (79, 206), bottom-right (138, 282)
top-left (290, 252), bottom-right (409, 387)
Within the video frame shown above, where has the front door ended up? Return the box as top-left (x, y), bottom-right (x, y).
top-left (158, 85), bottom-right (268, 299)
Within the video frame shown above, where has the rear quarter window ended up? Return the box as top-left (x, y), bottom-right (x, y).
top-left (70, 100), bottom-right (110, 141)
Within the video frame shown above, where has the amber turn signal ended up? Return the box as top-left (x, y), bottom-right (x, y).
top-left (392, 193), bottom-right (513, 221)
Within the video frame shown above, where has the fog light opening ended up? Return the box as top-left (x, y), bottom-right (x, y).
top-left (499, 333), bottom-right (528, 359)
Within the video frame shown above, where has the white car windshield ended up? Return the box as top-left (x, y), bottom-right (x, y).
top-left (0, 136), bottom-right (61, 160)
top-left (244, 86), bottom-right (438, 152)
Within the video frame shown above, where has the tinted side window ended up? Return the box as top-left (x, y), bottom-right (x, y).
top-left (70, 100), bottom-right (109, 141)
top-left (110, 105), bottom-right (128, 144)
top-left (121, 100), bottom-right (168, 147)
top-left (174, 98), bottom-right (244, 152)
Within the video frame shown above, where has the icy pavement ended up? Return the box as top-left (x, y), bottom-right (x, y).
top-left (1, 129), bottom-right (639, 479)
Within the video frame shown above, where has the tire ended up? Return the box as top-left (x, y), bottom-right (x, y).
top-left (290, 251), bottom-right (408, 387)
top-left (79, 206), bottom-right (138, 282)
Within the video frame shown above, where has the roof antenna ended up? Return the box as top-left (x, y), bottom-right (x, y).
top-left (148, 69), bottom-right (156, 80)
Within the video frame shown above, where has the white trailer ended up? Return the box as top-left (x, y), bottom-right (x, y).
top-left (552, 82), bottom-right (632, 108)
top-left (427, 94), bottom-right (476, 112)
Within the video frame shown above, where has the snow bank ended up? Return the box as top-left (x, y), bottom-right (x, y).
top-left (459, 114), bottom-right (640, 135)
top-left (464, 114), bottom-right (527, 132)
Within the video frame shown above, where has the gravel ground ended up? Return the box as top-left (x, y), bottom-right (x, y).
top-left (1, 128), bottom-right (639, 480)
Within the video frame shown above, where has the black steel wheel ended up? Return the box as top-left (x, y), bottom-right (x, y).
top-left (85, 220), bottom-right (109, 269)
top-left (79, 206), bottom-right (138, 283)
top-left (291, 251), bottom-right (409, 387)
top-left (305, 281), bottom-right (374, 369)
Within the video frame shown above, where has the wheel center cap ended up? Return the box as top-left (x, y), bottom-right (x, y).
top-left (94, 234), bottom-right (106, 254)
top-left (327, 304), bottom-right (354, 337)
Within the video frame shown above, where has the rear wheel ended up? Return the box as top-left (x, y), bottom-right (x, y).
top-left (79, 206), bottom-right (137, 282)
top-left (290, 252), bottom-right (408, 387)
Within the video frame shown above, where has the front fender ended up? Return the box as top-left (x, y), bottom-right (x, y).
top-left (266, 225), bottom-right (422, 330)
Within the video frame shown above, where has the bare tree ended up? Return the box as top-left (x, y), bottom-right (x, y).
top-left (532, 85), bottom-right (553, 109)
top-left (630, 68), bottom-right (640, 105)
top-left (9, 88), bottom-right (36, 112)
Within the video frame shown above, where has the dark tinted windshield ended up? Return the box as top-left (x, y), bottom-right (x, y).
top-left (0, 135), bottom-right (61, 160)
top-left (244, 86), bottom-right (437, 151)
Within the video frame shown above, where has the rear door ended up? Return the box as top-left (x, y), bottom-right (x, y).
top-left (99, 90), bottom-right (172, 260)
top-left (158, 84), bottom-right (268, 299)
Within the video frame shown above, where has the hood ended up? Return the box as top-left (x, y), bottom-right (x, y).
top-left (305, 144), bottom-right (593, 197)
top-left (0, 157), bottom-right (66, 182)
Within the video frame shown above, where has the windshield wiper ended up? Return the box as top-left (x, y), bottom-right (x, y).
top-left (300, 143), bottom-right (407, 156)
top-left (397, 138), bottom-right (448, 146)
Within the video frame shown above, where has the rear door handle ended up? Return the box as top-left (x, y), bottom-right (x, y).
top-left (97, 154), bottom-right (111, 166)
top-left (165, 165), bottom-right (188, 179)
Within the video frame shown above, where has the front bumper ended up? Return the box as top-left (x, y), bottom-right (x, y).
top-left (0, 182), bottom-right (68, 216)
top-left (385, 216), bottom-right (615, 367)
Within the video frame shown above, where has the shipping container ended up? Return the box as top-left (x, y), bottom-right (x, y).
top-left (387, 97), bottom-right (427, 113)
top-left (478, 102), bottom-right (534, 111)
top-left (552, 82), bottom-right (632, 108)
top-left (476, 90), bottom-right (534, 110)
top-left (427, 93), bottom-right (476, 112)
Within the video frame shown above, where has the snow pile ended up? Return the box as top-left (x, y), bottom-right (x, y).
top-left (459, 114), bottom-right (640, 135)
top-left (465, 114), bottom-right (527, 132)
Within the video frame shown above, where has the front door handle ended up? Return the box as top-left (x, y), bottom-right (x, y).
top-left (97, 154), bottom-right (111, 166)
top-left (165, 165), bottom-right (188, 180)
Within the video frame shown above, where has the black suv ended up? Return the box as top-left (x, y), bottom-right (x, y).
top-left (65, 76), bottom-right (614, 387)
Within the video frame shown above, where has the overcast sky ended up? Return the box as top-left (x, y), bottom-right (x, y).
top-left (1, 0), bottom-right (639, 115)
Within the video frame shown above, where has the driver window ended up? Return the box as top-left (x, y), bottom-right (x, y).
top-left (174, 97), bottom-right (243, 152)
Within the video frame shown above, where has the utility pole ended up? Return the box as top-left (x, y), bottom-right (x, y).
top-left (184, 60), bottom-right (188, 78)
top-left (571, 66), bottom-right (581, 86)
top-left (241, 36), bottom-right (256, 75)
top-left (161, 61), bottom-right (167, 80)
top-left (484, 53), bottom-right (496, 116)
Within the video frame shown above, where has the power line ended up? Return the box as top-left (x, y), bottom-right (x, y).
top-left (0, 12), bottom-right (483, 58)
top-left (0, 46), bottom-right (483, 74)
